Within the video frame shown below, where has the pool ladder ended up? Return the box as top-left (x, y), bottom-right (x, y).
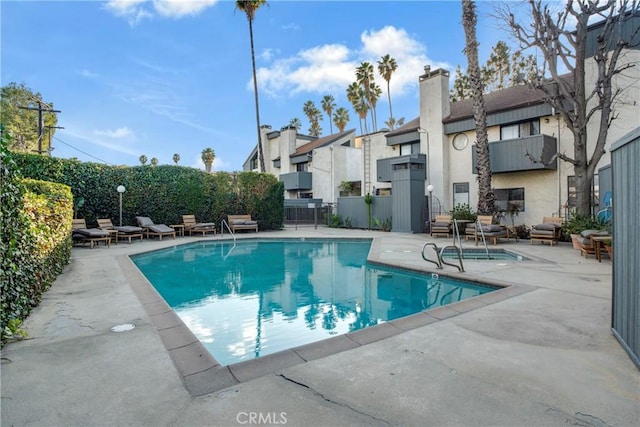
top-left (422, 219), bottom-right (465, 272)
top-left (421, 243), bottom-right (465, 272)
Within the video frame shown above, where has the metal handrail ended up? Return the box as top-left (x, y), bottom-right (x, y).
top-left (439, 245), bottom-right (465, 272)
top-left (421, 242), bottom-right (443, 269)
top-left (476, 219), bottom-right (491, 259)
top-left (220, 219), bottom-right (236, 242)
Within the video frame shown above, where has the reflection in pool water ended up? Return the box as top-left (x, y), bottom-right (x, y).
top-left (132, 239), bottom-right (495, 365)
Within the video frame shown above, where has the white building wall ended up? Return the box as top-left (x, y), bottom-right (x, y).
top-left (310, 145), bottom-right (361, 204)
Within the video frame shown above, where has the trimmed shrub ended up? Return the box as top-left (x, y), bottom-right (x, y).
top-left (12, 153), bottom-right (284, 230)
top-left (1, 141), bottom-right (73, 346)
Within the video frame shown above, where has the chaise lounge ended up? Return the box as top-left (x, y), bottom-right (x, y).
top-left (430, 215), bottom-right (452, 238)
top-left (182, 215), bottom-right (216, 236)
top-left (530, 216), bottom-right (563, 246)
top-left (135, 216), bottom-right (176, 240)
top-left (71, 219), bottom-right (111, 249)
top-left (228, 215), bottom-right (258, 233)
top-left (97, 218), bottom-right (144, 244)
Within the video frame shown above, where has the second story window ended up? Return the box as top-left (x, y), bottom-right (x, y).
top-left (296, 162), bottom-right (308, 172)
top-left (500, 119), bottom-right (540, 140)
top-left (399, 142), bottom-right (420, 156)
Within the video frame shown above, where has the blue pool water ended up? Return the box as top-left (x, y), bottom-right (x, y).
top-left (441, 248), bottom-right (527, 261)
top-left (131, 239), bottom-right (496, 366)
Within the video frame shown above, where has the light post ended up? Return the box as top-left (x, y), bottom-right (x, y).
top-left (117, 185), bottom-right (126, 226)
top-left (427, 184), bottom-right (434, 233)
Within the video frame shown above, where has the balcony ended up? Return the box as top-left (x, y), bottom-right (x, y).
top-left (280, 171), bottom-right (312, 191)
top-left (472, 134), bottom-right (557, 174)
top-left (376, 154), bottom-right (427, 182)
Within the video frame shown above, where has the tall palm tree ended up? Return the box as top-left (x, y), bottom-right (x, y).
top-left (150, 157), bottom-right (159, 167)
top-left (236, 0), bottom-right (267, 172)
top-left (377, 54), bottom-right (398, 129)
top-left (139, 155), bottom-right (148, 165)
top-left (172, 153), bottom-right (180, 165)
top-left (333, 107), bottom-right (350, 132)
top-left (462, 0), bottom-right (494, 215)
top-left (302, 100), bottom-right (316, 124)
top-left (321, 95), bottom-right (336, 134)
top-left (346, 82), bottom-right (364, 135)
top-left (201, 147), bottom-right (216, 173)
top-left (288, 117), bottom-right (302, 131)
top-left (368, 82), bottom-right (382, 131)
top-left (356, 62), bottom-right (377, 131)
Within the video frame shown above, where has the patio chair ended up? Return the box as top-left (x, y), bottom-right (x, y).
top-left (71, 219), bottom-right (111, 249)
top-left (475, 224), bottom-right (509, 246)
top-left (182, 214), bottom-right (217, 236)
top-left (465, 215), bottom-right (493, 241)
top-left (576, 229), bottom-right (610, 259)
top-left (430, 215), bottom-right (452, 238)
top-left (97, 218), bottom-right (144, 244)
top-left (530, 216), bottom-right (563, 246)
top-left (135, 216), bottom-right (176, 240)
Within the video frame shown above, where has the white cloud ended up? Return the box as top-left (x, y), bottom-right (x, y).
top-left (61, 126), bottom-right (140, 157)
top-left (154, 0), bottom-right (219, 18)
top-left (256, 25), bottom-right (451, 100)
top-left (104, 0), bottom-right (218, 25)
top-left (94, 127), bottom-right (135, 139)
top-left (77, 69), bottom-right (99, 78)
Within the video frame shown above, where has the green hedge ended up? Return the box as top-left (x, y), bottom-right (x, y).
top-left (1, 142), bottom-right (73, 345)
top-left (12, 153), bottom-right (284, 229)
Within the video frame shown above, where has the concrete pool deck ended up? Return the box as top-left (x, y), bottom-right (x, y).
top-left (1, 227), bottom-right (638, 426)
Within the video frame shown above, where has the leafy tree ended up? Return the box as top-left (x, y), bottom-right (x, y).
top-left (377, 54), bottom-right (398, 129)
top-left (288, 117), bottom-right (302, 131)
top-left (236, 0), bottom-right (268, 173)
top-left (321, 95), bottom-right (336, 134)
top-left (139, 155), bottom-right (148, 165)
top-left (150, 157), bottom-right (159, 167)
top-left (501, 0), bottom-right (639, 216)
top-left (450, 42), bottom-right (538, 101)
top-left (0, 82), bottom-right (58, 154)
top-left (333, 107), bottom-right (350, 132)
top-left (462, 0), bottom-right (494, 215)
top-left (201, 147), bottom-right (215, 173)
top-left (172, 153), bottom-right (180, 165)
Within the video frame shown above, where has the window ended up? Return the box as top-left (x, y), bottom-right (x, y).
top-left (399, 142), bottom-right (420, 155)
top-left (567, 175), bottom-right (600, 214)
top-left (500, 119), bottom-right (540, 140)
top-left (494, 187), bottom-right (525, 212)
top-left (250, 154), bottom-right (258, 170)
top-left (296, 162), bottom-right (308, 172)
top-left (453, 182), bottom-right (469, 207)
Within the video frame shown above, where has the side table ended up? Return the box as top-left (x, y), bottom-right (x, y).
top-left (170, 224), bottom-right (185, 237)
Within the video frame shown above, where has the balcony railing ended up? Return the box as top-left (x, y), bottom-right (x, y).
top-left (472, 134), bottom-right (557, 174)
top-left (279, 171), bottom-right (312, 190)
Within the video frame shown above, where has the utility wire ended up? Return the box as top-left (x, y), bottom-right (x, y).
top-left (52, 135), bottom-right (114, 165)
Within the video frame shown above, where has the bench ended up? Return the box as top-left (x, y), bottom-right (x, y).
top-left (228, 215), bottom-right (258, 233)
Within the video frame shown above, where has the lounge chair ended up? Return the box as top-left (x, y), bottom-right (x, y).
top-left (71, 219), bottom-right (111, 249)
top-left (530, 216), bottom-right (563, 246)
top-left (430, 215), bottom-right (452, 237)
top-left (97, 218), bottom-right (144, 244)
top-left (228, 215), bottom-right (258, 233)
top-left (576, 229), bottom-right (610, 259)
top-left (465, 215), bottom-right (493, 241)
top-left (135, 216), bottom-right (176, 240)
top-left (182, 215), bottom-right (217, 236)
top-left (475, 224), bottom-right (509, 245)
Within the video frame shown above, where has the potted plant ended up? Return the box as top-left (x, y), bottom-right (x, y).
top-left (450, 203), bottom-right (477, 234)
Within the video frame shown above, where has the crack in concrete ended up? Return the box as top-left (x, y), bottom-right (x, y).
top-left (277, 373), bottom-right (391, 425)
top-left (545, 407), bottom-right (611, 427)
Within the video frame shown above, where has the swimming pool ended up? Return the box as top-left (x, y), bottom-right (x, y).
top-left (131, 239), bottom-right (496, 366)
top-left (441, 248), bottom-right (528, 261)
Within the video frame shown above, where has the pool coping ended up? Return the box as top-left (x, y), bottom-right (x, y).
top-left (117, 238), bottom-right (536, 397)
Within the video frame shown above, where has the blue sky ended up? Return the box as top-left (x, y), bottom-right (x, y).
top-left (1, 0), bottom-right (521, 171)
